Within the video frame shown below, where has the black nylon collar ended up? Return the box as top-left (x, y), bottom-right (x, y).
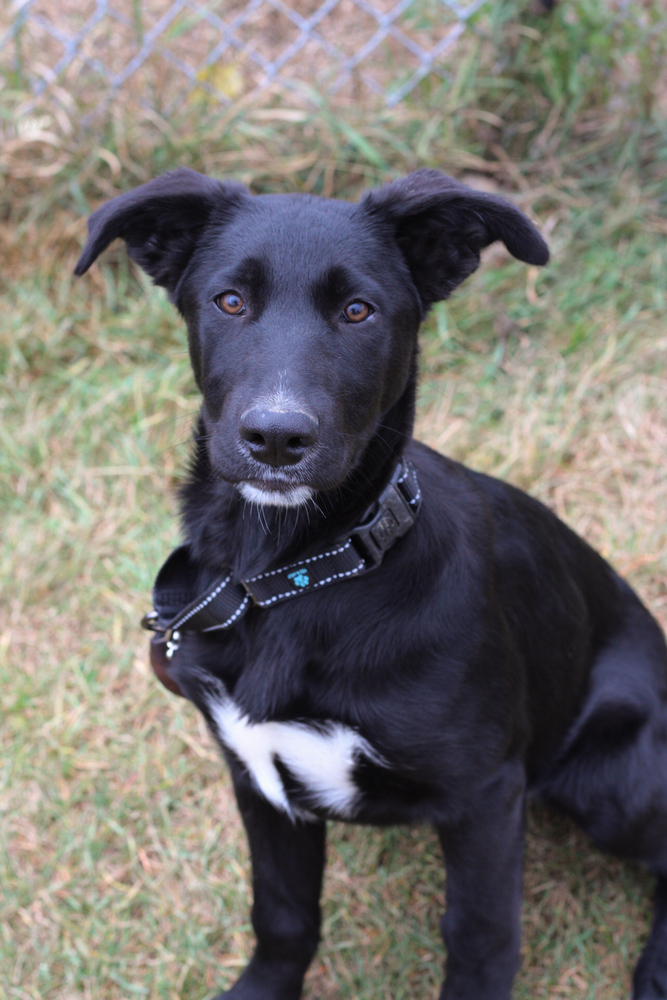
top-left (142, 458), bottom-right (421, 658)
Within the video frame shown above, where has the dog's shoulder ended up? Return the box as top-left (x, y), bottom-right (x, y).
top-left (409, 439), bottom-right (624, 636)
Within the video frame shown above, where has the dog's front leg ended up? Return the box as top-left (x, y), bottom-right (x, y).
top-left (213, 768), bottom-right (326, 1000)
top-left (436, 759), bottom-right (526, 1000)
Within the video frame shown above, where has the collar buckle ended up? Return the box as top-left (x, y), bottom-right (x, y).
top-left (351, 462), bottom-right (419, 567)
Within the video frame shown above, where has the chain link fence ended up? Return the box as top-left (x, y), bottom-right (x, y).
top-left (1, 0), bottom-right (490, 122)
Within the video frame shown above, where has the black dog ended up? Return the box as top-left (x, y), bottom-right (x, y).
top-left (75, 169), bottom-right (667, 1000)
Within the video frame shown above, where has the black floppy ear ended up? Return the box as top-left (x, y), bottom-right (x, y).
top-left (361, 168), bottom-right (549, 309)
top-left (74, 168), bottom-right (248, 294)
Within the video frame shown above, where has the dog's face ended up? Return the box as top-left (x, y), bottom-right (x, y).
top-left (181, 193), bottom-right (422, 506)
top-left (75, 169), bottom-right (548, 506)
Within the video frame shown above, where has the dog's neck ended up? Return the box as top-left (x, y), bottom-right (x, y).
top-left (180, 371), bottom-right (417, 581)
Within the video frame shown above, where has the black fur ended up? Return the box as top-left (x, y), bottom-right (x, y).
top-left (76, 169), bottom-right (667, 1000)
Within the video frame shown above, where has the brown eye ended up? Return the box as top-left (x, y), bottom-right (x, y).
top-left (343, 301), bottom-right (372, 323)
top-left (215, 291), bottom-right (245, 315)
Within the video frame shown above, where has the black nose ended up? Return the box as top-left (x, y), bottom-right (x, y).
top-left (239, 408), bottom-right (319, 467)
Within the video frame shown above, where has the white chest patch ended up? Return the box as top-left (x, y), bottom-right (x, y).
top-left (205, 687), bottom-right (383, 820)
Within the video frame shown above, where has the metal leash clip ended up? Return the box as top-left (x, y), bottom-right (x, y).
top-left (140, 612), bottom-right (181, 659)
top-left (141, 610), bottom-right (161, 632)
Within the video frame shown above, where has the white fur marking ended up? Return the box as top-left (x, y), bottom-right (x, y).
top-left (261, 376), bottom-right (304, 414)
top-left (239, 482), bottom-right (314, 508)
top-left (207, 693), bottom-right (382, 819)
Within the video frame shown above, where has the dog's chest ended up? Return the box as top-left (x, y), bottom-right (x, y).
top-left (205, 687), bottom-right (384, 820)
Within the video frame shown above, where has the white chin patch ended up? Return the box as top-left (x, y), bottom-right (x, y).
top-left (238, 482), bottom-right (314, 508)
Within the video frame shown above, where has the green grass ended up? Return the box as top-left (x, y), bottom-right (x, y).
top-left (2, 0), bottom-right (667, 997)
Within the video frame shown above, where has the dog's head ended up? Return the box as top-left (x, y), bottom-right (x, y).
top-left (75, 168), bottom-right (548, 507)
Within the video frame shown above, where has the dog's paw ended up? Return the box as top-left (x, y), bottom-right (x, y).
top-left (210, 954), bottom-right (306, 1000)
top-left (633, 947), bottom-right (667, 998)
top-left (211, 986), bottom-right (301, 1000)
top-left (211, 984), bottom-right (301, 1000)
top-left (633, 972), bottom-right (667, 1000)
